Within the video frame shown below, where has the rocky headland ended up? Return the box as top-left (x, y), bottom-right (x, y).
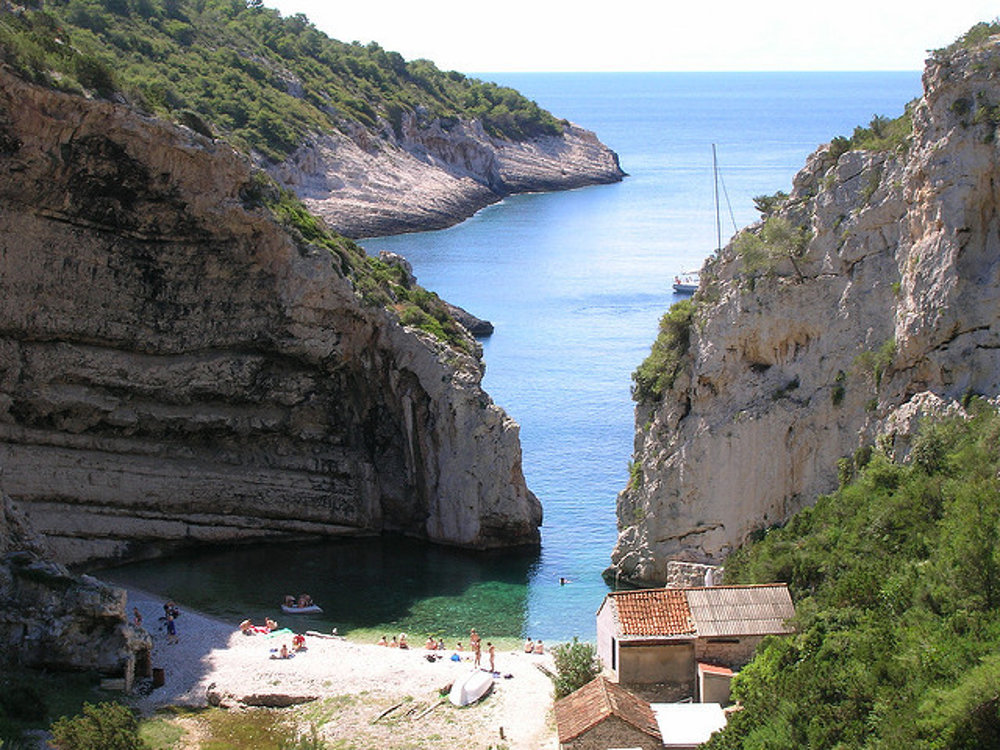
top-left (274, 113), bottom-right (624, 238)
top-left (0, 65), bottom-right (549, 568)
top-left (609, 35), bottom-right (1000, 585)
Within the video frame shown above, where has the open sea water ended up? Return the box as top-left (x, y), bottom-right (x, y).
top-left (102, 72), bottom-right (921, 643)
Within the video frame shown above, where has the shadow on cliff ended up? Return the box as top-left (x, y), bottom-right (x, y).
top-left (96, 536), bottom-right (540, 639)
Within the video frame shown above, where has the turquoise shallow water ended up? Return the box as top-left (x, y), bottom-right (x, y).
top-left (101, 72), bottom-right (922, 643)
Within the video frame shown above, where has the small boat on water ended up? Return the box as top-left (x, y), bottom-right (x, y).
top-left (673, 272), bottom-right (699, 295)
top-left (448, 669), bottom-right (494, 707)
top-left (281, 603), bottom-right (323, 614)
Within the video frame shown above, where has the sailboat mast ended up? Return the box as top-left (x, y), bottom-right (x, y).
top-left (712, 143), bottom-right (721, 252)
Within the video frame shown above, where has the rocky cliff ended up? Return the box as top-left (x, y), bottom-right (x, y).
top-left (273, 111), bottom-right (624, 238)
top-left (609, 36), bottom-right (1000, 585)
top-left (0, 67), bottom-right (541, 566)
top-left (0, 483), bottom-right (149, 681)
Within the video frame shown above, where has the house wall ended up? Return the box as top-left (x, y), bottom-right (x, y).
top-left (694, 635), bottom-right (763, 668)
top-left (619, 641), bottom-right (694, 686)
top-left (596, 602), bottom-right (617, 678)
top-left (561, 716), bottom-right (661, 750)
top-left (699, 671), bottom-right (733, 705)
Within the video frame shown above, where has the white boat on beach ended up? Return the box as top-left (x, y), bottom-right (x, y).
top-left (281, 603), bottom-right (323, 614)
top-left (449, 669), bottom-right (494, 706)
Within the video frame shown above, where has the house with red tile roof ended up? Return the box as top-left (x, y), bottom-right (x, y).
top-left (554, 675), bottom-right (663, 750)
top-left (596, 584), bottom-right (794, 701)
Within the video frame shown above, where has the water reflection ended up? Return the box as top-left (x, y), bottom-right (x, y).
top-left (97, 536), bottom-right (539, 640)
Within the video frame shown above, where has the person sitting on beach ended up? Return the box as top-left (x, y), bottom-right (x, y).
top-left (239, 619), bottom-right (254, 635)
top-left (533, 640), bottom-right (544, 655)
top-left (425, 636), bottom-right (436, 650)
top-left (398, 633), bottom-right (409, 650)
top-left (389, 636), bottom-right (398, 648)
top-left (279, 643), bottom-right (289, 659)
top-left (265, 618), bottom-right (278, 631)
top-left (455, 641), bottom-right (463, 651)
top-left (377, 635), bottom-right (388, 646)
top-left (524, 638), bottom-right (534, 654)
top-left (437, 638), bottom-right (445, 651)
top-left (292, 633), bottom-right (306, 651)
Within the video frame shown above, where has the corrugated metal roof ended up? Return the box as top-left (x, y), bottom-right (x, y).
top-left (685, 585), bottom-right (795, 637)
top-left (554, 676), bottom-right (662, 743)
top-left (609, 588), bottom-right (696, 637)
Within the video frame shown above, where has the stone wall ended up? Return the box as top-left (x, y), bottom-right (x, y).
top-left (563, 716), bottom-right (662, 750)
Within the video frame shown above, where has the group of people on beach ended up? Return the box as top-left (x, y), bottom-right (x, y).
top-left (239, 617), bottom-right (279, 635)
top-left (523, 638), bottom-right (545, 655)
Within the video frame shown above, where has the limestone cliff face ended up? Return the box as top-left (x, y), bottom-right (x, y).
top-left (609, 38), bottom-right (1000, 585)
top-left (272, 111), bottom-right (625, 238)
top-left (0, 68), bottom-right (541, 565)
top-left (0, 485), bottom-right (150, 678)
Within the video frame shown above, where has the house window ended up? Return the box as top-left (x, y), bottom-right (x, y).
top-left (611, 637), bottom-right (617, 671)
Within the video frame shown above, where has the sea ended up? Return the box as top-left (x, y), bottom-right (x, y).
top-left (101, 72), bottom-right (922, 643)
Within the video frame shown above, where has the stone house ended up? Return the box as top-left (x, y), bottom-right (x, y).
top-left (596, 584), bottom-right (794, 700)
top-left (554, 675), bottom-right (663, 750)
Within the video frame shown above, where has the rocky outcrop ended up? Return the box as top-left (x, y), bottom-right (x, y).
top-left (379, 250), bottom-right (493, 337)
top-left (0, 485), bottom-right (150, 683)
top-left (272, 112), bottom-right (625, 237)
top-left (609, 37), bottom-right (1000, 585)
top-left (0, 67), bottom-right (541, 566)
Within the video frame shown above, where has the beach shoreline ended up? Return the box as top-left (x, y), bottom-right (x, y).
top-left (126, 588), bottom-right (559, 748)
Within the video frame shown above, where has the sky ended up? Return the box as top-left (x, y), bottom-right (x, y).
top-left (267, 0), bottom-right (999, 73)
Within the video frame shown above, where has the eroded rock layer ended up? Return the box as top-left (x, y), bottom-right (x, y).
top-left (0, 69), bottom-right (541, 565)
top-left (273, 114), bottom-right (625, 238)
top-left (609, 39), bottom-right (1000, 585)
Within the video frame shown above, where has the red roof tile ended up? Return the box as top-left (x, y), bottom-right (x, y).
top-left (610, 588), bottom-right (696, 637)
top-left (554, 676), bottom-right (662, 743)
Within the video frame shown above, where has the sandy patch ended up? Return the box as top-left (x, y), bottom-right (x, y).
top-left (128, 589), bottom-right (558, 749)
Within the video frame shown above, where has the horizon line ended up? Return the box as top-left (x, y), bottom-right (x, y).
top-left (467, 68), bottom-right (923, 75)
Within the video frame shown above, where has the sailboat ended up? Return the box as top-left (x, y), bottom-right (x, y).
top-left (673, 144), bottom-right (730, 296)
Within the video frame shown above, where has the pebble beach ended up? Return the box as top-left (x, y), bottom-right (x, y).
top-left (127, 588), bottom-right (559, 749)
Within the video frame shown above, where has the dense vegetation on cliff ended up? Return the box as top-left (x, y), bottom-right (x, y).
top-left (0, 0), bottom-right (563, 161)
top-left (705, 403), bottom-right (1000, 749)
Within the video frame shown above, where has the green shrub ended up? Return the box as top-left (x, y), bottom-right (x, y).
top-left (50, 702), bottom-right (144, 750)
top-left (552, 637), bottom-right (601, 699)
top-left (0, 0), bottom-right (563, 161)
top-left (706, 407), bottom-right (1000, 749)
top-left (632, 300), bottom-right (693, 403)
top-left (735, 216), bottom-right (811, 278)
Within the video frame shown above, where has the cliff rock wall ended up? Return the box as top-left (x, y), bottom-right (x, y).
top-left (0, 484), bottom-right (150, 679)
top-left (0, 68), bottom-right (540, 565)
top-left (273, 112), bottom-right (625, 238)
top-left (609, 39), bottom-right (1000, 585)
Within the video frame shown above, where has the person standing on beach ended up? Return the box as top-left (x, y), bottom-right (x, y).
top-left (487, 642), bottom-right (495, 672)
top-left (473, 638), bottom-right (481, 668)
top-left (166, 614), bottom-right (178, 644)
